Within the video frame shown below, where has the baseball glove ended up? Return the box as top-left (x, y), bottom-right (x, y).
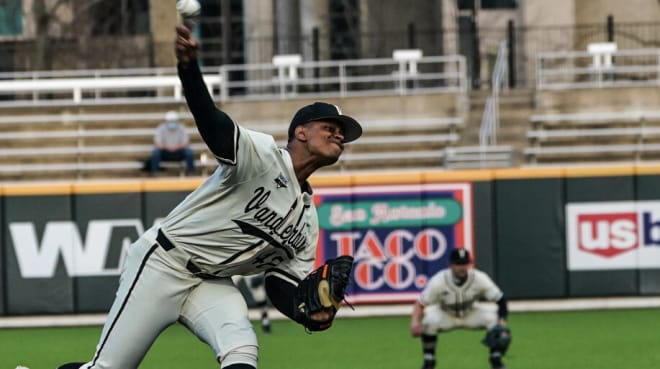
top-left (294, 255), bottom-right (354, 331)
top-left (482, 324), bottom-right (512, 354)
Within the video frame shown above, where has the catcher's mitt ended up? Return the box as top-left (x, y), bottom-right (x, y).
top-left (482, 324), bottom-right (512, 354)
top-left (294, 255), bottom-right (354, 331)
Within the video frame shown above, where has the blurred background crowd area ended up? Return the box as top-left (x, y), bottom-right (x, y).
top-left (2, 1), bottom-right (660, 181)
top-left (3, 0), bottom-right (660, 86)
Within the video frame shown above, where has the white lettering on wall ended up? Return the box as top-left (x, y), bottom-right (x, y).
top-left (10, 219), bottom-right (144, 278)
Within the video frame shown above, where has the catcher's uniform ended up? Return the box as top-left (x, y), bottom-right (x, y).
top-left (419, 268), bottom-right (503, 333)
top-left (79, 118), bottom-right (318, 368)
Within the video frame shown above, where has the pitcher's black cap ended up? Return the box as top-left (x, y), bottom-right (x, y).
top-left (288, 102), bottom-right (362, 143)
top-left (449, 248), bottom-right (471, 265)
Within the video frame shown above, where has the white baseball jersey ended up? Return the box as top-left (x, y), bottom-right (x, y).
top-left (159, 126), bottom-right (318, 282)
top-left (73, 63), bottom-right (325, 369)
top-left (419, 268), bottom-right (503, 317)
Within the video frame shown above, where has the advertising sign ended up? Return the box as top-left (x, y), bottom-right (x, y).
top-left (566, 201), bottom-right (660, 270)
top-left (314, 183), bottom-right (473, 303)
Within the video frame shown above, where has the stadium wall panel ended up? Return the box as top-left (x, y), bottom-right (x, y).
top-left (3, 189), bottom-right (75, 315)
top-left (72, 185), bottom-right (143, 313)
top-left (1, 166), bottom-right (660, 315)
top-left (0, 190), bottom-right (4, 315)
top-left (472, 181), bottom-right (496, 279)
top-left (495, 177), bottom-right (567, 299)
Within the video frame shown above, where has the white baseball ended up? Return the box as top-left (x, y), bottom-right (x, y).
top-left (15, 366), bottom-right (30, 369)
top-left (176, 0), bottom-right (201, 18)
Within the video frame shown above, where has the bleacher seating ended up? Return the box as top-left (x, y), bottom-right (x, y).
top-left (0, 106), bottom-right (464, 181)
top-left (8, 91), bottom-right (660, 179)
top-left (524, 111), bottom-right (660, 164)
top-left (443, 146), bottom-right (515, 169)
top-left (7, 45), bottom-right (660, 179)
top-left (0, 107), bottom-right (204, 181)
top-left (333, 117), bottom-right (461, 170)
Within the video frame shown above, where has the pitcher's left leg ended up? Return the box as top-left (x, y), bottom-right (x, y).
top-left (72, 239), bottom-right (198, 369)
top-left (180, 278), bottom-right (258, 368)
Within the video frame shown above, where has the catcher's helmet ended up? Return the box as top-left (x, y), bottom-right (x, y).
top-left (449, 248), bottom-right (471, 265)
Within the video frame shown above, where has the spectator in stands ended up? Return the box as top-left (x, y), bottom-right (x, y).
top-left (150, 110), bottom-right (196, 176)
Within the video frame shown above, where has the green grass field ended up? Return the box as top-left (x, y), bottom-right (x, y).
top-left (2, 308), bottom-right (659, 369)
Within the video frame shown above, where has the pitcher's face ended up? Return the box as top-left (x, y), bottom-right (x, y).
top-left (302, 121), bottom-right (345, 162)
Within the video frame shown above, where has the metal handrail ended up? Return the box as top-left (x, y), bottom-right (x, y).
top-left (219, 55), bottom-right (467, 102)
top-left (480, 41), bottom-right (508, 146)
top-left (537, 48), bottom-right (660, 90)
top-left (0, 54), bottom-right (467, 105)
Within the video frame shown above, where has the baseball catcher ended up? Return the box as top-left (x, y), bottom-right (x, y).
top-left (292, 255), bottom-right (354, 331)
top-left (410, 249), bottom-right (510, 369)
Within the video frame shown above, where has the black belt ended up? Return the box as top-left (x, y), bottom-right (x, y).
top-left (156, 229), bottom-right (175, 251)
top-left (156, 229), bottom-right (204, 275)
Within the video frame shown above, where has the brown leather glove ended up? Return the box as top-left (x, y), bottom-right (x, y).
top-left (293, 256), bottom-right (354, 331)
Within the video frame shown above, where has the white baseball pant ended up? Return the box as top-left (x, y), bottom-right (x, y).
top-left (79, 227), bottom-right (258, 369)
top-left (422, 304), bottom-right (498, 334)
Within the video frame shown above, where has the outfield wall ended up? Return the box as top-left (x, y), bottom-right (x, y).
top-left (1, 165), bottom-right (660, 316)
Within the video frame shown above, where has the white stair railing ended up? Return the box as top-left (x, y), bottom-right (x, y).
top-left (479, 41), bottom-right (508, 146)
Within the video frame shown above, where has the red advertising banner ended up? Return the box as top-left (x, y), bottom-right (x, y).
top-left (313, 183), bottom-right (473, 303)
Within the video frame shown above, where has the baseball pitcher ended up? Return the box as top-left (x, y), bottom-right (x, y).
top-left (57, 22), bottom-right (361, 369)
